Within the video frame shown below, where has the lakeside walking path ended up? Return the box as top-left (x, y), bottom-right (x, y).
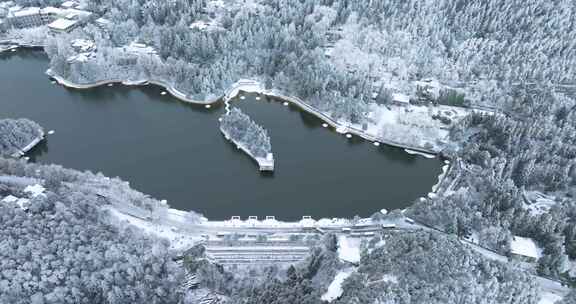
top-left (46, 71), bottom-right (439, 154)
top-left (46, 69), bottom-right (217, 105)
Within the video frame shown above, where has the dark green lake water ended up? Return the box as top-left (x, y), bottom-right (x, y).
top-left (0, 51), bottom-right (441, 220)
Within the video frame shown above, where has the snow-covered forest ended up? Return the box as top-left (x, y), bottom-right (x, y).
top-left (18, 0), bottom-right (575, 111)
top-left (220, 108), bottom-right (271, 159)
top-left (408, 86), bottom-right (576, 280)
top-left (3, 0), bottom-right (576, 302)
top-left (0, 118), bottom-right (43, 157)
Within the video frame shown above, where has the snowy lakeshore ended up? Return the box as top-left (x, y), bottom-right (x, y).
top-left (46, 69), bottom-right (218, 105)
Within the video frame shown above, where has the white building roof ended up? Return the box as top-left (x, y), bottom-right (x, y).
top-left (8, 5), bottom-right (23, 13)
top-left (190, 20), bottom-right (209, 30)
top-left (66, 8), bottom-right (92, 18)
top-left (511, 236), bottom-right (542, 259)
top-left (71, 39), bottom-right (95, 49)
top-left (48, 18), bottom-right (78, 30)
top-left (125, 41), bottom-right (157, 55)
top-left (12, 7), bottom-right (40, 17)
top-left (392, 93), bottom-right (410, 103)
top-left (2, 195), bottom-right (18, 203)
top-left (0, 2), bottom-right (15, 9)
top-left (16, 198), bottom-right (30, 210)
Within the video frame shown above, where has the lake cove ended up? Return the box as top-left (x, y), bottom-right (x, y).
top-left (0, 51), bottom-right (442, 220)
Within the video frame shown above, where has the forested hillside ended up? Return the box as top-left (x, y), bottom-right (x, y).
top-left (408, 86), bottom-right (576, 279)
top-left (2, 0), bottom-right (576, 302)
top-left (336, 232), bottom-right (539, 304)
top-left (0, 159), bottom-right (184, 304)
top-left (31, 0), bottom-right (576, 111)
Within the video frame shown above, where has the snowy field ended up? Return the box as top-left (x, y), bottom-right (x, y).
top-left (321, 268), bottom-right (355, 302)
top-left (337, 235), bottom-right (362, 264)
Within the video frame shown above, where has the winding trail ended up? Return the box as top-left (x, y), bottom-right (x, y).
top-left (46, 70), bottom-right (439, 154)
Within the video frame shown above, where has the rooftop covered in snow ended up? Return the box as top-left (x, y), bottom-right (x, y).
top-left (510, 236), bottom-right (542, 259)
top-left (48, 18), bottom-right (78, 32)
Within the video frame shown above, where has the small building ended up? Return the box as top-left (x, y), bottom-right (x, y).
top-left (510, 236), bottom-right (542, 262)
top-left (24, 184), bottom-right (46, 197)
top-left (71, 39), bottom-right (95, 52)
top-left (7, 7), bottom-right (44, 28)
top-left (392, 93), bottom-right (410, 105)
top-left (256, 153), bottom-right (274, 171)
top-left (189, 20), bottom-right (210, 31)
top-left (48, 18), bottom-right (79, 33)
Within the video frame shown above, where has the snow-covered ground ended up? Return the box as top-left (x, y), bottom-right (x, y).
top-left (338, 235), bottom-right (361, 264)
top-left (107, 207), bottom-right (202, 250)
top-left (381, 274), bottom-right (398, 284)
top-left (536, 277), bottom-right (570, 304)
top-left (321, 268), bottom-right (355, 302)
top-left (366, 103), bottom-right (469, 151)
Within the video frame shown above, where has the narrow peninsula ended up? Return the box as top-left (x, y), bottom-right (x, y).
top-left (220, 108), bottom-right (274, 171)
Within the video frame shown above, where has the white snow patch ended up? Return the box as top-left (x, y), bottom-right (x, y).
top-left (381, 274), bottom-right (398, 284)
top-left (511, 236), bottom-right (542, 259)
top-left (24, 184), bottom-right (45, 197)
top-left (2, 195), bottom-right (29, 211)
top-left (321, 268), bottom-right (354, 302)
top-left (538, 292), bottom-right (563, 304)
top-left (392, 93), bottom-right (410, 104)
top-left (524, 191), bottom-right (557, 215)
top-left (338, 235), bottom-right (361, 264)
top-left (2, 195), bottom-right (18, 203)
